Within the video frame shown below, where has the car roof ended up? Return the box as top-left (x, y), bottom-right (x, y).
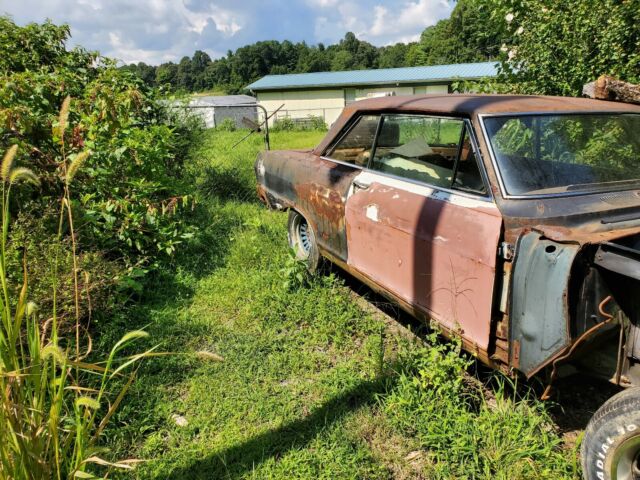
top-left (313, 94), bottom-right (640, 155)
top-left (345, 94), bottom-right (640, 116)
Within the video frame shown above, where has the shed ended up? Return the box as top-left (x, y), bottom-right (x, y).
top-left (246, 62), bottom-right (498, 126)
top-left (189, 94), bottom-right (258, 129)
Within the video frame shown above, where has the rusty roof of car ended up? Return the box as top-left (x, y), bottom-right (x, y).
top-left (343, 94), bottom-right (640, 115)
top-left (313, 94), bottom-right (640, 155)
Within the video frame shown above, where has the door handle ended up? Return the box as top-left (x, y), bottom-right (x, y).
top-left (353, 179), bottom-right (371, 191)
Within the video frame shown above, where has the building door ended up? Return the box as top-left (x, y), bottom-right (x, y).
top-left (344, 89), bottom-right (356, 105)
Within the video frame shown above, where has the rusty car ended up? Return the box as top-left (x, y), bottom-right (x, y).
top-left (254, 94), bottom-right (640, 480)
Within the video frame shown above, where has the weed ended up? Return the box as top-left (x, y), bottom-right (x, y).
top-left (0, 102), bottom-right (153, 479)
top-left (215, 118), bottom-right (237, 132)
top-left (280, 248), bottom-right (309, 290)
top-left (383, 334), bottom-right (576, 479)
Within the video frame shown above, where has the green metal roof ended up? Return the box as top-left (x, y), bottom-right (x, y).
top-left (246, 62), bottom-right (497, 91)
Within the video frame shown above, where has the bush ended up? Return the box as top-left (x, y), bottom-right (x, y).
top-left (489, 0), bottom-right (640, 95)
top-left (216, 117), bottom-right (237, 131)
top-left (272, 117), bottom-right (296, 132)
top-left (272, 115), bottom-right (327, 132)
top-left (0, 16), bottom-right (202, 320)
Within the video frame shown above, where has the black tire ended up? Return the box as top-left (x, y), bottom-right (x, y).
top-left (582, 387), bottom-right (640, 480)
top-left (287, 210), bottom-right (320, 273)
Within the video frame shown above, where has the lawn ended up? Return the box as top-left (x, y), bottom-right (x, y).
top-left (102, 129), bottom-right (580, 479)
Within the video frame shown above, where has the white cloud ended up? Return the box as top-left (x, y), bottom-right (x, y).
top-left (0, 0), bottom-right (454, 64)
top-left (312, 0), bottom-right (453, 46)
top-left (0, 0), bottom-right (245, 64)
top-left (368, 0), bottom-right (452, 44)
top-left (305, 0), bottom-right (339, 7)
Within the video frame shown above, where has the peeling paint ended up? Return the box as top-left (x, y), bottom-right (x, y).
top-left (365, 204), bottom-right (379, 222)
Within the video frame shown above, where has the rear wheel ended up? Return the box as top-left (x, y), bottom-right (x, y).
top-left (582, 387), bottom-right (640, 480)
top-left (287, 210), bottom-right (320, 273)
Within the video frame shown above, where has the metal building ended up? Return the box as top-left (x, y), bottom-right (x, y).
top-left (246, 62), bottom-right (498, 127)
top-left (188, 94), bottom-right (258, 129)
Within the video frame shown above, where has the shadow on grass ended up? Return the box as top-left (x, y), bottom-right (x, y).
top-left (165, 373), bottom-right (396, 480)
top-left (197, 164), bottom-right (258, 204)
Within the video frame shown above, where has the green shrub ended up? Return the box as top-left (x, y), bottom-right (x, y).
top-left (216, 117), bottom-right (237, 131)
top-left (0, 17), bottom-right (202, 319)
top-left (272, 117), bottom-right (296, 132)
top-left (271, 115), bottom-right (327, 132)
top-left (307, 115), bottom-right (327, 131)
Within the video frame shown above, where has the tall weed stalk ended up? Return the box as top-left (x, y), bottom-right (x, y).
top-left (0, 97), bottom-right (151, 479)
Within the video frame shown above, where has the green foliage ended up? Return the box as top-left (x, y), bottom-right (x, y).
top-left (413, 0), bottom-right (502, 66)
top-left (489, 0), bottom-right (640, 95)
top-left (384, 334), bottom-right (576, 479)
top-left (0, 141), bottom-right (151, 479)
top-left (272, 115), bottom-right (327, 132)
top-left (215, 117), bottom-right (236, 132)
top-left (271, 117), bottom-right (296, 131)
top-left (280, 248), bottom-right (310, 290)
top-left (0, 17), bottom-right (96, 74)
top-left (307, 115), bottom-right (328, 131)
top-left (0, 16), bottom-right (200, 322)
top-left (125, 33), bottom-right (415, 94)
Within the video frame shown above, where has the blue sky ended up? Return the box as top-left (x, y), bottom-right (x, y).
top-left (0, 0), bottom-right (454, 65)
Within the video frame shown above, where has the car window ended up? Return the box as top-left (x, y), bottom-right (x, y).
top-left (326, 115), bottom-right (379, 166)
top-left (369, 114), bottom-right (486, 194)
top-left (484, 114), bottom-right (640, 195)
top-left (452, 126), bottom-right (487, 195)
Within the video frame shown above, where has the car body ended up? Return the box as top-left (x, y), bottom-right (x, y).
top-left (255, 94), bottom-right (640, 480)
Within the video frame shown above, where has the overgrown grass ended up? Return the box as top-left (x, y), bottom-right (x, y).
top-left (103, 129), bottom-right (580, 479)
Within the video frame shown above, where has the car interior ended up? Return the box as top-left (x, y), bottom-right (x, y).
top-left (328, 114), bottom-right (487, 194)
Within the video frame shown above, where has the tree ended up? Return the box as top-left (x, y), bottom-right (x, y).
top-left (191, 50), bottom-right (212, 91)
top-left (330, 50), bottom-right (355, 71)
top-left (378, 43), bottom-right (413, 69)
top-left (489, 0), bottom-right (640, 95)
top-left (413, 0), bottom-right (502, 66)
top-left (155, 62), bottom-right (178, 86)
top-left (176, 56), bottom-right (194, 91)
top-left (325, 32), bottom-right (379, 71)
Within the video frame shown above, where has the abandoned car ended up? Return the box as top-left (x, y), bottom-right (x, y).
top-left (255, 94), bottom-right (640, 480)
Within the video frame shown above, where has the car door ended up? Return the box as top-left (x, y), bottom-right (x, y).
top-left (344, 114), bottom-right (502, 350)
top-left (305, 114), bottom-right (381, 262)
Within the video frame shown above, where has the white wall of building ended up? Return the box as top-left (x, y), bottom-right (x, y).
top-left (257, 89), bottom-right (345, 127)
top-left (257, 83), bottom-right (450, 128)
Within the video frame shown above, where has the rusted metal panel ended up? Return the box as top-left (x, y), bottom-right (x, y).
top-left (344, 171), bottom-right (502, 351)
top-left (510, 232), bottom-right (580, 376)
top-left (257, 149), bottom-right (359, 260)
top-left (322, 249), bottom-right (502, 370)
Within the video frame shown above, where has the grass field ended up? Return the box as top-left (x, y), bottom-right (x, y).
top-left (102, 129), bottom-right (581, 479)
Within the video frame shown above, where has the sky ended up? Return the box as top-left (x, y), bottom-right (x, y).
top-left (0, 0), bottom-right (454, 65)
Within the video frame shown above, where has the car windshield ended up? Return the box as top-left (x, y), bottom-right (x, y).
top-left (483, 113), bottom-right (640, 196)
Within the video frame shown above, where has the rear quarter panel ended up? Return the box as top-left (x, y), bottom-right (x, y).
top-left (256, 149), bottom-right (359, 261)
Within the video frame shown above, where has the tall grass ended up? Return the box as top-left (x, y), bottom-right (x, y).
top-left (0, 98), bottom-right (151, 479)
